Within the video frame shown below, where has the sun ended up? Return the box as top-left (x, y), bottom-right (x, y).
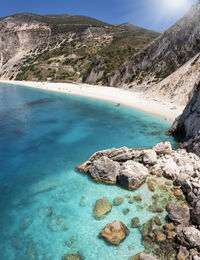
top-left (162, 0), bottom-right (193, 13)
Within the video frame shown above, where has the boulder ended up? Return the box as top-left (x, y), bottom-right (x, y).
top-left (168, 202), bottom-right (190, 225)
top-left (142, 150), bottom-right (157, 165)
top-left (119, 161), bottom-right (148, 190)
top-left (47, 216), bottom-right (68, 232)
top-left (89, 156), bottom-right (120, 184)
top-left (132, 252), bottom-right (159, 260)
top-left (177, 226), bottom-right (200, 248)
top-left (131, 217), bottom-right (140, 228)
top-left (153, 142), bottom-right (172, 155)
top-left (93, 197), bottom-right (112, 219)
top-left (191, 198), bottom-right (200, 225)
top-left (100, 221), bottom-right (129, 245)
top-left (163, 159), bottom-right (180, 179)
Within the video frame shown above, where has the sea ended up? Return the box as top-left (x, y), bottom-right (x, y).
top-left (0, 82), bottom-right (176, 260)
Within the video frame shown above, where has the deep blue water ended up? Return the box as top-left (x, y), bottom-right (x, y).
top-left (0, 83), bottom-right (176, 260)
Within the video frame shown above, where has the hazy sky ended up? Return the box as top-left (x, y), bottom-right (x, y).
top-left (0, 0), bottom-right (197, 31)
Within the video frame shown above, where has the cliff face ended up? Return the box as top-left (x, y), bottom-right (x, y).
top-left (168, 76), bottom-right (200, 156)
top-left (0, 13), bottom-right (159, 82)
top-left (106, 1), bottom-right (200, 87)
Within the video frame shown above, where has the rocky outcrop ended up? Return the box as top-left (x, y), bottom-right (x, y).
top-left (191, 198), bottom-right (200, 225)
top-left (100, 221), bottom-right (129, 245)
top-left (89, 156), bottom-right (120, 184)
top-left (119, 161), bottom-right (148, 190)
top-left (93, 197), bottom-right (112, 219)
top-left (168, 75), bottom-right (200, 156)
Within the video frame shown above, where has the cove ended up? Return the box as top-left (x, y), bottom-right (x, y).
top-left (0, 83), bottom-right (176, 260)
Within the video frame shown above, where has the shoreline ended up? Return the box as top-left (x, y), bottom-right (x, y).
top-left (0, 80), bottom-right (184, 121)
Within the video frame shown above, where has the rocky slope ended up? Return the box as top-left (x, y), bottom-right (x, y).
top-left (0, 13), bottom-right (159, 82)
top-left (98, 0), bottom-right (200, 88)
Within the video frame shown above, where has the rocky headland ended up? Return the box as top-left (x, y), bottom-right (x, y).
top-left (77, 142), bottom-right (200, 259)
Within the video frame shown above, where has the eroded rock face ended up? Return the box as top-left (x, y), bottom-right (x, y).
top-left (119, 161), bottom-right (148, 190)
top-left (89, 156), bottom-right (120, 184)
top-left (100, 221), bottom-right (129, 245)
top-left (168, 202), bottom-right (190, 225)
top-left (93, 197), bottom-right (112, 219)
top-left (177, 226), bottom-right (200, 248)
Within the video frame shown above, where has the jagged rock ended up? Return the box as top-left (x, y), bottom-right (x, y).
top-left (142, 150), bottom-right (157, 165)
top-left (119, 161), bottom-right (148, 190)
top-left (132, 252), bottom-right (159, 260)
top-left (191, 198), bottom-right (200, 225)
top-left (177, 226), bottom-right (200, 248)
top-left (47, 216), bottom-right (68, 232)
top-left (19, 216), bottom-right (33, 231)
top-left (168, 202), bottom-right (190, 225)
top-left (113, 197), bottom-right (124, 206)
top-left (88, 147), bottom-right (141, 163)
top-left (177, 246), bottom-right (190, 260)
top-left (89, 156), bottom-right (120, 184)
top-left (93, 197), bottom-right (112, 219)
top-left (100, 221), bottom-right (129, 245)
top-left (153, 142), bottom-right (172, 155)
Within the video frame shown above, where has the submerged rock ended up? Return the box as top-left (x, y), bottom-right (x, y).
top-left (38, 206), bottom-right (53, 218)
top-left (93, 197), bottom-right (112, 219)
top-left (119, 161), bottom-right (148, 190)
top-left (19, 216), bottom-right (33, 231)
top-left (47, 216), bottom-right (68, 232)
top-left (113, 196), bottom-right (124, 206)
top-left (89, 156), bottom-right (120, 184)
top-left (63, 252), bottom-right (84, 260)
top-left (100, 221), bottom-right (129, 245)
top-left (131, 217), bottom-right (140, 228)
top-left (80, 196), bottom-right (88, 207)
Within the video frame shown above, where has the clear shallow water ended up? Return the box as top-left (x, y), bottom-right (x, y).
top-left (0, 83), bottom-right (176, 260)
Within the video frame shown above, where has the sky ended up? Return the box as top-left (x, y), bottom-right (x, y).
top-left (0, 0), bottom-right (197, 31)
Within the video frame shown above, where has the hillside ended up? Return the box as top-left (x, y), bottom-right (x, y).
top-left (93, 1), bottom-right (200, 89)
top-left (0, 13), bottom-right (159, 82)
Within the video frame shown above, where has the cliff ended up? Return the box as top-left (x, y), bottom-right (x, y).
top-left (168, 76), bottom-right (200, 156)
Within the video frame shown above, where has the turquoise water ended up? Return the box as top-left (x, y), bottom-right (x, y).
top-left (0, 83), bottom-right (176, 260)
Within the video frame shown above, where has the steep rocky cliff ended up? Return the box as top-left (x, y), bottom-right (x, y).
top-left (102, 1), bottom-right (200, 87)
top-left (168, 76), bottom-right (200, 156)
top-left (0, 13), bottom-right (159, 82)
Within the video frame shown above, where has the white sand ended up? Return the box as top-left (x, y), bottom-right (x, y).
top-left (0, 80), bottom-right (184, 121)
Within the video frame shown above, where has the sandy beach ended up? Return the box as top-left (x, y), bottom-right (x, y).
top-left (0, 80), bottom-right (184, 121)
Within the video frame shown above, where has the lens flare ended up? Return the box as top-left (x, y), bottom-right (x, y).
top-left (161, 0), bottom-right (193, 14)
